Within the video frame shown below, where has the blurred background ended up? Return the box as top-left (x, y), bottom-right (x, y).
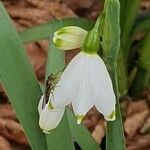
top-left (0, 0), bottom-right (150, 149)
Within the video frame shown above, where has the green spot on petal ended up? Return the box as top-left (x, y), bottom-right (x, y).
top-left (43, 130), bottom-right (51, 134)
top-left (54, 37), bottom-right (63, 47)
top-left (56, 29), bottom-right (66, 35)
top-left (108, 111), bottom-right (115, 120)
top-left (48, 102), bottom-right (54, 110)
top-left (76, 115), bottom-right (84, 124)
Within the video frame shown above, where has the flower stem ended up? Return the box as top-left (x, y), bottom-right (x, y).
top-left (106, 60), bottom-right (125, 150)
top-left (100, 0), bottom-right (125, 149)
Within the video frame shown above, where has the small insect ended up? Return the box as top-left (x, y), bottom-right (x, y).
top-left (42, 73), bottom-right (61, 109)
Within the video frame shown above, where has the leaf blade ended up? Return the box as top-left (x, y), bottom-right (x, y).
top-left (0, 3), bottom-right (47, 150)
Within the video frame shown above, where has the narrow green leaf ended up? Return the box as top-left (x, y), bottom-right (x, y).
top-left (46, 41), bottom-right (65, 78)
top-left (102, 0), bottom-right (120, 60)
top-left (119, 0), bottom-right (128, 30)
top-left (139, 33), bottom-right (150, 70)
top-left (0, 2), bottom-right (47, 150)
top-left (101, 0), bottom-right (125, 149)
top-left (129, 33), bottom-right (150, 95)
top-left (121, 0), bottom-right (141, 59)
top-left (46, 109), bottom-right (75, 150)
top-left (19, 18), bottom-right (94, 43)
top-left (105, 62), bottom-right (125, 150)
top-left (66, 109), bottom-right (100, 150)
top-left (132, 19), bottom-right (150, 35)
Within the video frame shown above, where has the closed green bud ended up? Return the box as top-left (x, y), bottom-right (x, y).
top-left (53, 26), bottom-right (87, 50)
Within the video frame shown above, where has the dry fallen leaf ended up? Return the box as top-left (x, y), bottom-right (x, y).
top-left (140, 117), bottom-right (150, 134)
top-left (0, 104), bottom-right (17, 120)
top-left (0, 118), bottom-right (28, 145)
top-left (124, 100), bottom-right (150, 138)
top-left (127, 134), bottom-right (150, 150)
top-left (92, 120), bottom-right (105, 144)
top-left (0, 136), bottom-right (11, 150)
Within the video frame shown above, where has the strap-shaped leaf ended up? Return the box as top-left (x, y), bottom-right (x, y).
top-left (19, 18), bottom-right (94, 43)
top-left (101, 0), bottom-right (125, 149)
top-left (66, 109), bottom-right (100, 150)
top-left (0, 2), bottom-right (47, 150)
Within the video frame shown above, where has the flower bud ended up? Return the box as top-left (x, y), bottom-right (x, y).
top-left (53, 26), bottom-right (87, 50)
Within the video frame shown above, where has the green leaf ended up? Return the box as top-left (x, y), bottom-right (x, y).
top-left (132, 19), bottom-right (150, 35)
top-left (139, 33), bottom-right (150, 70)
top-left (129, 33), bottom-right (150, 95)
top-left (66, 109), bottom-right (100, 150)
top-left (119, 0), bottom-right (128, 30)
top-left (46, 41), bottom-right (65, 78)
top-left (46, 109), bottom-right (75, 150)
top-left (19, 18), bottom-right (94, 43)
top-left (0, 2), bottom-right (47, 150)
top-left (121, 0), bottom-right (141, 59)
top-left (102, 0), bottom-right (125, 149)
top-left (102, 0), bottom-right (120, 60)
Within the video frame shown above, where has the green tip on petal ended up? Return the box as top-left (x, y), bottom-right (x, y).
top-left (53, 37), bottom-right (63, 47)
top-left (76, 115), bottom-right (84, 124)
top-left (56, 28), bottom-right (67, 35)
top-left (106, 111), bottom-right (116, 121)
top-left (43, 130), bottom-right (52, 134)
top-left (48, 102), bottom-right (54, 110)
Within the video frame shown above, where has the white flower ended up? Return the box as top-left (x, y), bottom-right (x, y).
top-left (53, 26), bottom-right (87, 50)
top-left (38, 95), bottom-right (65, 133)
top-left (49, 52), bottom-right (116, 124)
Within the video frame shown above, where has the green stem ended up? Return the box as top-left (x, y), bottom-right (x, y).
top-left (106, 60), bottom-right (125, 150)
top-left (0, 3), bottom-right (47, 150)
top-left (101, 0), bottom-right (125, 149)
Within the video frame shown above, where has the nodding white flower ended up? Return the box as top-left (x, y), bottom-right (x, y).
top-left (38, 95), bottom-right (65, 133)
top-left (53, 26), bottom-right (87, 50)
top-left (49, 52), bottom-right (116, 124)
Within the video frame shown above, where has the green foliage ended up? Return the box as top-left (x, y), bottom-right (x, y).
top-left (130, 33), bottom-right (150, 95)
top-left (101, 0), bottom-right (125, 149)
top-left (102, 0), bottom-right (120, 60)
top-left (0, 2), bottom-right (99, 149)
top-left (0, 2), bottom-right (47, 149)
top-left (0, 0), bottom-right (149, 149)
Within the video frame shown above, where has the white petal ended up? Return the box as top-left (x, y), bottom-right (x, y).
top-left (54, 26), bottom-right (87, 36)
top-left (39, 105), bottom-right (65, 133)
top-left (50, 52), bottom-right (85, 108)
top-left (91, 55), bottom-right (116, 121)
top-left (38, 94), bottom-right (44, 114)
top-left (72, 55), bottom-right (94, 124)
